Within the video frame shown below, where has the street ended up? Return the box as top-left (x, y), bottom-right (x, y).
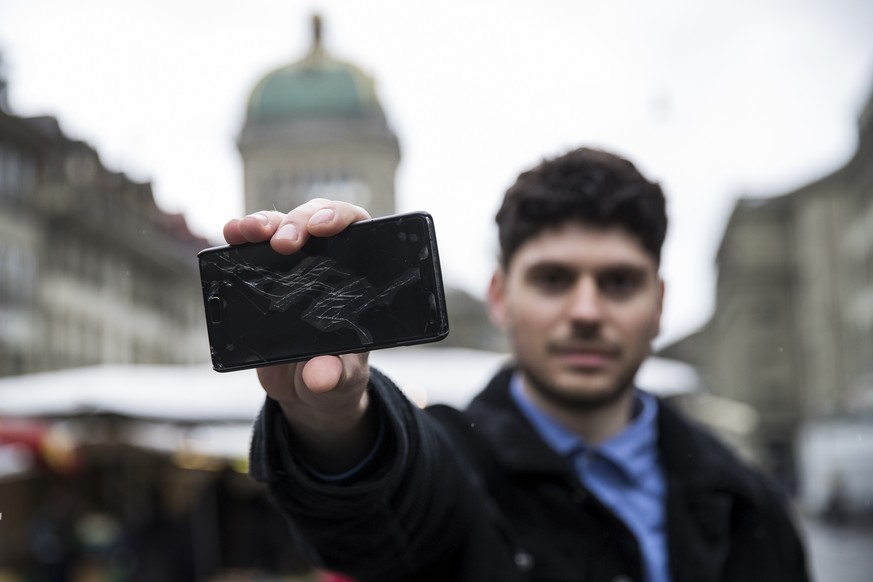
top-left (801, 515), bottom-right (873, 582)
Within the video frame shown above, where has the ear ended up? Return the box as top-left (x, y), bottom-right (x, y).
top-left (487, 269), bottom-right (509, 330)
top-left (650, 276), bottom-right (665, 339)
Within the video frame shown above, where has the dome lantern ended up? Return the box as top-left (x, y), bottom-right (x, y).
top-left (244, 14), bottom-right (384, 124)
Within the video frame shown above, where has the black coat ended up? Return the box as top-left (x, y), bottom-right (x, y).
top-left (250, 367), bottom-right (810, 582)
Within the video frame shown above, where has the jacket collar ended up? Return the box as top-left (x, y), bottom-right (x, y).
top-left (467, 366), bottom-right (764, 582)
top-left (467, 367), bottom-right (575, 476)
top-left (468, 366), bottom-right (760, 497)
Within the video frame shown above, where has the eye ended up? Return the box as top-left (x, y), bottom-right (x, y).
top-left (526, 266), bottom-right (575, 294)
top-left (599, 269), bottom-right (643, 298)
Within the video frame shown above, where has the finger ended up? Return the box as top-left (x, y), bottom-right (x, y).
top-left (271, 199), bottom-right (371, 254)
top-left (223, 211), bottom-right (286, 245)
top-left (238, 211), bottom-right (286, 243)
top-left (223, 218), bottom-right (246, 245)
top-left (306, 203), bottom-right (371, 237)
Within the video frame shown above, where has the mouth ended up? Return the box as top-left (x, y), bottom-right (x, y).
top-left (550, 344), bottom-right (619, 370)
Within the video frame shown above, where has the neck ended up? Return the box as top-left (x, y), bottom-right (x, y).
top-left (521, 380), bottom-right (636, 445)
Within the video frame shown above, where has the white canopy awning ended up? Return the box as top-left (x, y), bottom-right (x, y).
top-left (0, 348), bottom-right (698, 422)
top-left (0, 349), bottom-right (699, 462)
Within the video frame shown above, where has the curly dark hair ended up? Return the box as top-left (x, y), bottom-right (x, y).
top-left (495, 147), bottom-right (667, 269)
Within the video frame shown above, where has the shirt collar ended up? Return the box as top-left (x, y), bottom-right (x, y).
top-left (510, 373), bottom-right (660, 485)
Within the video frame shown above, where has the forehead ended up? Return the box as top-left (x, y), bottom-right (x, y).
top-left (508, 222), bottom-right (657, 273)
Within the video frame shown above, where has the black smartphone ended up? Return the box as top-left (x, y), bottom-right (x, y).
top-left (198, 211), bottom-right (450, 372)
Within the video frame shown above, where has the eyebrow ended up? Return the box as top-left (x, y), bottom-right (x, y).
top-left (523, 260), bottom-right (651, 274)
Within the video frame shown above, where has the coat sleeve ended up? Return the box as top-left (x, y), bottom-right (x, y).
top-left (247, 367), bottom-right (515, 581)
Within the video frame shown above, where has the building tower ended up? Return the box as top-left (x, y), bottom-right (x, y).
top-left (238, 15), bottom-right (400, 217)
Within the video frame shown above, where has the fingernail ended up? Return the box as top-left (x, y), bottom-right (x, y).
top-left (253, 212), bottom-right (271, 227)
top-left (310, 208), bottom-right (335, 225)
top-left (275, 223), bottom-right (299, 242)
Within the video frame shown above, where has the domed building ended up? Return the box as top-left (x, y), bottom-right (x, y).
top-left (238, 15), bottom-right (400, 217)
top-left (236, 16), bottom-right (506, 353)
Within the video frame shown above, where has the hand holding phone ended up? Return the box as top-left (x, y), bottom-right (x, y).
top-left (212, 202), bottom-right (402, 474)
top-left (200, 211), bottom-right (449, 372)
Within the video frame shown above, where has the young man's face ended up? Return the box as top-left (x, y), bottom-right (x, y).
top-left (489, 222), bottom-right (664, 411)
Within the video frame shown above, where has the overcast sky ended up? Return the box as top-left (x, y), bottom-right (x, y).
top-left (1, 0), bottom-right (872, 346)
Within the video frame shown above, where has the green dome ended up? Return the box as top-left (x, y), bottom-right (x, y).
top-left (246, 17), bottom-right (383, 123)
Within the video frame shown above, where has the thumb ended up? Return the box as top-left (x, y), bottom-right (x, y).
top-left (301, 355), bottom-right (345, 393)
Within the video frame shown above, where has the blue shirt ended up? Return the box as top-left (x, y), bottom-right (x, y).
top-left (510, 375), bottom-right (670, 582)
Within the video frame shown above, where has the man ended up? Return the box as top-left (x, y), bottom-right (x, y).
top-left (225, 148), bottom-right (810, 581)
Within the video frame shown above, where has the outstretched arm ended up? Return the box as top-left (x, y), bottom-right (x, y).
top-left (234, 200), bottom-right (520, 580)
top-left (224, 199), bottom-right (376, 474)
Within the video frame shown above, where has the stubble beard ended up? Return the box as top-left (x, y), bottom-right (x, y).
top-left (519, 360), bottom-right (639, 412)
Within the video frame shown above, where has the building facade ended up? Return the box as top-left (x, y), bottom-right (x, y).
top-left (0, 103), bottom-right (210, 377)
top-left (661, 84), bottom-right (873, 487)
top-left (0, 109), bottom-right (41, 375)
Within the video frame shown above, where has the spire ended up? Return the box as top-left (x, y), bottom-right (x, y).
top-left (305, 13), bottom-right (326, 62)
top-left (312, 13), bottom-right (322, 50)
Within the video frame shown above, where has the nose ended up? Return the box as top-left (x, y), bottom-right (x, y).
top-left (568, 277), bottom-right (603, 325)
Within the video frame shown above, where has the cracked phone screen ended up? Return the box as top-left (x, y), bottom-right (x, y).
top-left (198, 212), bottom-right (449, 372)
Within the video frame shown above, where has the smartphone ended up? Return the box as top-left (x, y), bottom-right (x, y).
top-left (198, 211), bottom-right (450, 372)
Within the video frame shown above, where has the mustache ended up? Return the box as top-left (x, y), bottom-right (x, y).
top-left (553, 324), bottom-right (619, 352)
top-left (548, 340), bottom-right (621, 355)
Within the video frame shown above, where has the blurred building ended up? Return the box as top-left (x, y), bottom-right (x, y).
top-left (237, 15), bottom-right (504, 351)
top-left (660, 82), bottom-right (873, 489)
top-left (239, 14), bottom-right (400, 218)
top-left (0, 87), bottom-right (210, 377)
